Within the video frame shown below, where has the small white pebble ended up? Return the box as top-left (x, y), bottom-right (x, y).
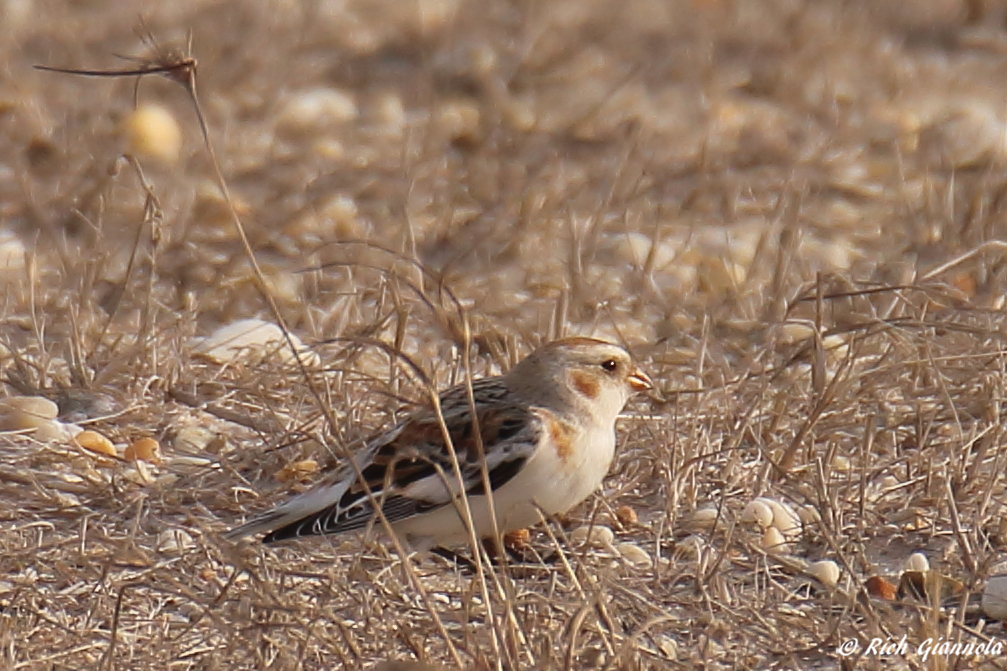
top-left (0, 395), bottom-right (59, 428)
top-left (569, 525), bottom-right (614, 548)
top-left (774, 321), bottom-right (816, 344)
top-left (32, 419), bottom-right (74, 442)
top-left (741, 499), bottom-right (774, 530)
top-left (764, 498), bottom-right (802, 538)
top-left (761, 527), bottom-right (790, 554)
top-left (682, 506), bottom-right (720, 532)
top-left (14, 567), bottom-right (38, 585)
top-left (192, 318), bottom-right (319, 366)
top-left (983, 574), bottom-right (1007, 620)
top-left (277, 88), bottom-right (358, 133)
top-left (796, 504), bottom-right (821, 526)
top-left (808, 560), bottom-right (840, 587)
top-left (172, 425), bottom-right (218, 453)
top-left (614, 543), bottom-right (653, 570)
top-left (905, 552), bottom-right (930, 573)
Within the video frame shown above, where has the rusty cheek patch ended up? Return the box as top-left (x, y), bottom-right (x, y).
top-left (547, 416), bottom-right (576, 463)
top-left (570, 370), bottom-right (600, 400)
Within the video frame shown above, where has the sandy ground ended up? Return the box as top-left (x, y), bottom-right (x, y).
top-left (5, 0), bottom-right (1007, 669)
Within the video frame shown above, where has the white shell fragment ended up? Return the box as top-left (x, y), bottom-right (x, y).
top-left (741, 499), bottom-right (775, 529)
top-left (192, 318), bottom-right (319, 366)
top-left (761, 527), bottom-right (790, 554)
top-left (614, 543), bottom-right (653, 570)
top-left (0, 396), bottom-right (59, 431)
top-left (569, 525), bottom-right (615, 548)
top-left (808, 560), bottom-right (841, 587)
top-left (905, 552), bottom-right (930, 573)
top-left (796, 504), bottom-right (821, 526)
top-left (763, 498), bottom-right (802, 539)
top-left (682, 506), bottom-right (720, 532)
top-left (982, 574), bottom-right (1007, 620)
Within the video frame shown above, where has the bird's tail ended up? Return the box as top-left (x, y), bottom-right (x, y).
top-left (223, 476), bottom-right (352, 541)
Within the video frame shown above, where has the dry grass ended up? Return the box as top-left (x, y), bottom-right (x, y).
top-left (5, 0), bottom-right (1007, 669)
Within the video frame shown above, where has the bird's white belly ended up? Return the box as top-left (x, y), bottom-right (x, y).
top-left (392, 426), bottom-right (617, 548)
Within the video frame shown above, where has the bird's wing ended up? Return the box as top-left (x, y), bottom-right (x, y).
top-left (225, 379), bottom-right (542, 543)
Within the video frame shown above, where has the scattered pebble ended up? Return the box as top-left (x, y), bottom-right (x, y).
top-left (436, 99), bottom-right (482, 143)
top-left (503, 528), bottom-right (531, 550)
top-left (124, 103), bottom-right (183, 164)
top-left (190, 180), bottom-right (252, 236)
top-left (865, 575), bottom-right (898, 600)
top-left (808, 560), bottom-right (840, 587)
top-left (277, 87), bottom-right (358, 134)
top-left (614, 505), bottom-right (639, 527)
top-left (796, 504), bottom-right (821, 526)
top-left (33, 419), bottom-right (79, 443)
top-left (305, 193), bottom-right (362, 239)
top-left (982, 574), bottom-right (1007, 620)
top-left (831, 455), bottom-right (851, 472)
top-left (774, 321), bottom-right (817, 345)
top-left (761, 526), bottom-right (790, 554)
top-left (697, 256), bottom-right (746, 298)
top-left (763, 498), bottom-right (802, 539)
top-left (905, 552), bottom-right (930, 573)
top-left (192, 318), bottom-right (319, 366)
top-left (682, 506), bottom-right (720, 532)
top-left (74, 429), bottom-right (117, 457)
top-left (614, 232), bottom-right (678, 271)
top-left (569, 524), bottom-right (615, 548)
top-left (741, 499), bottom-right (774, 530)
top-left (0, 395), bottom-right (59, 430)
top-left (876, 475), bottom-right (900, 491)
top-left (614, 542), bottom-right (653, 570)
top-left (124, 438), bottom-right (162, 465)
top-left (172, 425), bottom-right (220, 453)
top-left (674, 534), bottom-right (706, 559)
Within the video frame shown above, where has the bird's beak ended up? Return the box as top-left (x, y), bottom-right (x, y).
top-left (628, 367), bottom-right (653, 392)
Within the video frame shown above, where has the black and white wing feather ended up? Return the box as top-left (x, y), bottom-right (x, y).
top-left (225, 379), bottom-right (541, 543)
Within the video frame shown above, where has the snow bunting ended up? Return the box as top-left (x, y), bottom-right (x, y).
top-left (225, 337), bottom-right (652, 550)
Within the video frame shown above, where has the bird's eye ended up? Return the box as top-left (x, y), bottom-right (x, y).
top-left (601, 359), bottom-right (619, 373)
